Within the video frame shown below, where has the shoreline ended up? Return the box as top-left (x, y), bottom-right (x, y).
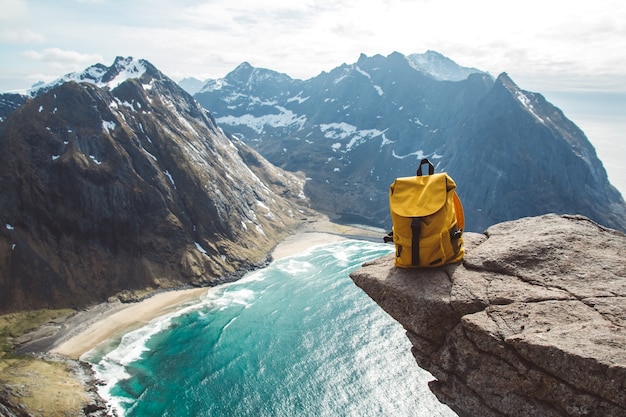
top-left (43, 217), bottom-right (383, 360)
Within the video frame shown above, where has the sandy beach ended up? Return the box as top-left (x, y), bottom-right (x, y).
top-left (50, 287), bottom-right (209, 359)
top-left (47, 217), bottom-right (383, 359)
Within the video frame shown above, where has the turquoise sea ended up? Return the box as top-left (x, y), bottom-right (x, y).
top-left (84, 240), bottom-right (457, 417)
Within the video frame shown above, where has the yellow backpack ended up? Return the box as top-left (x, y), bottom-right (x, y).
top-left (385, 158), bottom-right (465, 268)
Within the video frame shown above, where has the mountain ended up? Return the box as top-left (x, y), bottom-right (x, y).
top-left (0, 57), bottom-right (155, 120)
top-left (178, 76), bottom-right (207, 95)
top-left (193, 51), bottom-right (626, 232)
top-left (0, 57), bottom-right (308, 313)
top-left (407, 50), bottom-right (485, 81)
top-left (0, 92), bottom-right (26, 123)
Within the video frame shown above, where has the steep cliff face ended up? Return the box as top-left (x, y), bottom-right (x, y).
top-left (0, 58), bottom-right (308, 313)
top-left (350, 214), bottom-right (626, 417)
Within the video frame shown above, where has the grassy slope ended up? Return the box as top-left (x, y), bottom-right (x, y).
top-left (0, 309), bottom-right (96, 417)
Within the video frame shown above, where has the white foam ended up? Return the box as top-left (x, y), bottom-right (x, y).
top-left (276, 259), bottom-right (315, 275)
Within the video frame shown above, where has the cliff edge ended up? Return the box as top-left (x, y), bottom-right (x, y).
top-left (350, 214), bottom-right (626, 417)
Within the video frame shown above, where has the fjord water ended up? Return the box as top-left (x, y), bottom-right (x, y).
top-left (86, 240), bottom-right (456, 417)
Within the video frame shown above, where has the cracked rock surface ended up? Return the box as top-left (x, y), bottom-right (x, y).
top-left (350, 214), bottom-right (626, 417)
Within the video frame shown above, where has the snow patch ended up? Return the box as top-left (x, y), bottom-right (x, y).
top-left (516, 91), bottom-right (544, 123)
top-left (321, 123), bottom-right (384, 151)
top-left (380, 133), bottom-right (394, 146)
top-left (287, 92), bottom-right (310, 104)
top-left (143, 149), bottom-right (157, 161)
top-left (121, 101), bottom-right (137, 112)
top-left (320, 122), bottom-right (357, 140)
top-left (355, 65), bottom-right (383, 95)
top-left (164, 170), bottom-right (176, 188)
top-left (392, 149), bottom-right (426, 160)
top-left (102, 120), bottom-right (116, 133)
top-left (106, 58), bottom-right (147, 89)
top-left (256, 200), bottom-right (276, 220)
top-left (195, 242), bottom-right (208, 255)
top-left (216, 107), bottom-right (306, 134)
top-left (355, 66), bottom-right (371, 80)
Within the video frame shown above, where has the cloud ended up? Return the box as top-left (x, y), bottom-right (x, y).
top-left (21, 48), bottom-right (104, 68)
top-left (1, 0), bottom-right (626, 94)
top-left (0, 29), bottom-right (46, 43)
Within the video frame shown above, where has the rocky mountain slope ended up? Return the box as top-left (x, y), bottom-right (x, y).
top-left (192, 51), bottom-right (626, 232)
top-left (0, 57), bottom-right (308, 313)
top-left (0, 93), bottom-right (26, 123)
top-left (351, 214), bottom-right (626, 417)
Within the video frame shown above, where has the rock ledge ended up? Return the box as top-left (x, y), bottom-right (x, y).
top-left (350, 214), bottom-right (626, 417)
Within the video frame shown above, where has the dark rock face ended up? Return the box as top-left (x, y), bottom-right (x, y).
top-left (0, 58), bottom-right (307, 313)
top-left (350, 214), bottom-right (626, 417)
top-left (193, 52), bottom-right (626, 233)
top-left (0, 93), bottom-right (26, 123)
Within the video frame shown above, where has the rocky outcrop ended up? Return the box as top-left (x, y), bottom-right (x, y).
top-left (350, 214), bottom-right (626, 417)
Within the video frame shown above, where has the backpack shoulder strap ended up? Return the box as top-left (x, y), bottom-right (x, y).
top-left (453, 192), bottom-right (465, 231)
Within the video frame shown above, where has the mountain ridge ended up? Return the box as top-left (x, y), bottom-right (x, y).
top-left (191, 51), bottom-right (626, 232)
top-left (0, 57), bottom-right (308, 313)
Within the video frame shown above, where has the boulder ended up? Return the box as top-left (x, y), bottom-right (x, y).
top-left (350, 214), bottom-right (626, 417)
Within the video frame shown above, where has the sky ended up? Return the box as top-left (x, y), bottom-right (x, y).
top-left (1, 0), bottom-right (625, 93)
top-left (1, 0), bottom-right (625, 192)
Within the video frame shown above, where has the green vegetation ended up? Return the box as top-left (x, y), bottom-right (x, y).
top-left (0, 308), bottom-right (93, 417)
top-left (0, 309), bottom-right (74, 357)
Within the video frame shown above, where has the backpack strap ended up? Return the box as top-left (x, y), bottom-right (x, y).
top-left (453, 192), bottom-right (465, 231)
top-left (411, 217), bottom-right (422, 266)
top-left (416, 158), bottom-right (434, 176)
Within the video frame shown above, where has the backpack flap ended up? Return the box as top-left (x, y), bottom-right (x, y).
top-left (389, 173), bottom-right (448, 218)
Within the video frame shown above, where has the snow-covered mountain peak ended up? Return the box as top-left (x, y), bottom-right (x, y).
top-left (103, 56), bottom-right (148, 87)
top-left (28, 56), bottom-right (149, 97)
top-left (198, 62), bottom-right (295, 95)
top-left (407, 50), bottom-right (485, 81)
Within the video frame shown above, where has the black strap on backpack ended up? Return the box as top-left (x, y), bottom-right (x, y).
top-left (411, 159), bottom-right (432, 264)
top-left (411, 217), bottom-right (421, 266)
top-left (416, 158), bottom-right (434, 176)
